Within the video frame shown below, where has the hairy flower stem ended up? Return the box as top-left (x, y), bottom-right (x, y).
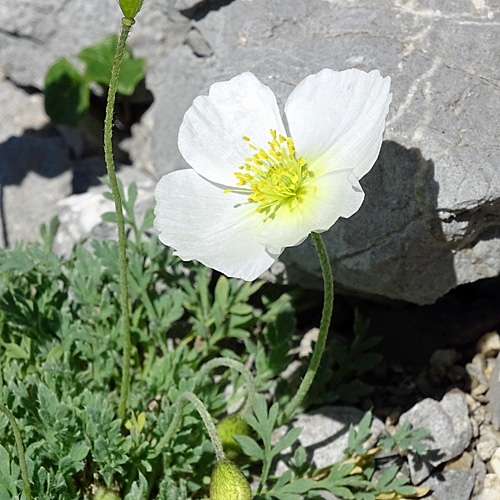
top-left (156, 392), bottom-right (226, 462)
top-left (104, 18), bottom-right (135, 422)
top-left (0, 404), bottom-right (32, 500)
top-left (196, 357), bottom-right (257, 414)
top-left (281, 232), bottom-right (334, 423)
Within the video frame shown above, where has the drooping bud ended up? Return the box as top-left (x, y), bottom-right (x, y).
top-left (217, 414), bottom-right (250, 460)
top-left (118, 0), bottom-right (144, 20)
top-left (210, 460), bottom-right (252, 500)
top-left (94, 487), bottom-right (121, 500)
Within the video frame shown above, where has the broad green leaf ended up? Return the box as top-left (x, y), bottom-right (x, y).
top-left (44, 57), bottom-right (89, 125)
top-left (78, 34), bottom-right (146, 95)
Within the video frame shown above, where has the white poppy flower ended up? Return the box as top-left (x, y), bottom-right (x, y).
top-left (154, 69), bottom-right (391, 281)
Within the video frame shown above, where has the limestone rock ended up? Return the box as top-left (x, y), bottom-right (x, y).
top-left (272, 406), bottom-right (385, 475)
top-left (0, 0), bottom-right (185, 89)
top-left (130, 0), bottom-right (500, 304)
top-left (421, 469), bottom-right (475, 500)
top-left (486, 357), bottom-right (500, 429)
top-left (2, 0), bottom-right (500, 304)
top-left (54, 166), bottom-right (156, 256)
top-left (399, 390), bottom-right (472, 484)
top-left (0, 134), bottom-right (72, 247)
top-left (0, 77), bottom-right (47, 142)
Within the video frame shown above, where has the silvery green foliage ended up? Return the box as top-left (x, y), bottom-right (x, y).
top-left (0, 183), bottom-right (418, 499)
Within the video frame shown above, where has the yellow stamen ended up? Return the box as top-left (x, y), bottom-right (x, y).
top-left (230, 129), bottom-right (312, 218)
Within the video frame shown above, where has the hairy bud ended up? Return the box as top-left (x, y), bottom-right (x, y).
top-left (217, 414), bottom-right (250, 460)
top-left (118, 0), bottom-right (144, 19)
top-left (210, 460), bottom-right (252, 500)
top-left (94, 487), bottom-right (121, 500)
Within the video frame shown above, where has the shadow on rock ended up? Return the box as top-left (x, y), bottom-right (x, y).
top-left (282, 140), bottom-right (457, 305)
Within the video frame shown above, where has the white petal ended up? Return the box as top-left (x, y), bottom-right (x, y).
top-left (259, 169), bottom-right (365, 255)
top-left (285, 68), bottom-right (391, 179)
top-left (154, 170), bottom-right (277, 280)
top-left (178, 72), bottom-right (286, 186)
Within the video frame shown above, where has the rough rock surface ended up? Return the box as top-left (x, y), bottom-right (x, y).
top-left (272, 405), bottom-right (385, 475)
top-left (54, 166), bottom-right (156, 257)
top-left (422, 469), bottom-right (475, 500)
top-left (399, 390), bottom-right (472, 484)
top-left (1, 0), bottom-right (500, 304)
top-left (0, 0), bottom-right (186, 248)
top-left (129, 0), bottom-right (500, 304)
top-left (0, 133), bottom-right (72, 247)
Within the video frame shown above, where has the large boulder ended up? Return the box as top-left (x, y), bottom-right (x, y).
top-left (130, 0), bottom-right (500, 304)
top-left (1, 0), bottom-right (499, 304)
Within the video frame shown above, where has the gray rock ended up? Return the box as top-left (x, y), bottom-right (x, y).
top-left (54, 166), bottom-right (156, 256)
top-left (123, 44), bottom-right (211, 177)
top-left (399, 390), bottom-right (472, 484)
top-left (2, 0), bottom-right (500, 304)
top-left (0, 0), bottom-right (185, 89)
top-left (0, 134), bottom-right (72, 248)
top-left (272, 406), bottom-right (385, 475)
top-left (471, 452), bottom-right (487, 499)
top-left (421, 469), bottom-right (475, 500)
top-left (0, 77), bottom-right (47, 142)
top-left (128, 0), bottom-right (500, 304)
top-left (486, 356), bottom-right (500, 428)
top-left (476, 436), bottom-right (498, 462)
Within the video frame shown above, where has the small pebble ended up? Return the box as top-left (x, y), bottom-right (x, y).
top-left (445, 451), bottom-right (474, 471)
top-left (467, 362), bottom-right (490, 389)
top-left (472, 405), bottom-right (488, 428)
top-left (478, 474), bottom-right (500, 500)
top-left (474, 394), bottom-right (490, 404)
top-left (485, 359), bottom-right (496, 380)
top-left (472, 383), bottom-right (490, 397)
top-left (467, 394), bottom-right (481, 412)
top-left (472, 353), bottom-right (487, 372)
top-left (477, 438), bottom-right (499, 462)
top-left (489, 448), bottom-right (500, 479)
top-left (477, 332), bottom-right (500, 359)
top-left (472, 419), bottom-right (480, 439)
top-left (480, 424), bottom-right (500, 441)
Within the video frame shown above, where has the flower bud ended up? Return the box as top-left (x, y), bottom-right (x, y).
top-left (94, 487), bottom-right (121, 500)
top-left (217, 414), bottom-right (250, 460)
top-left (210, 460), bottom-right (252, 500)
top-left (119, 0), bottom-right (144, 19)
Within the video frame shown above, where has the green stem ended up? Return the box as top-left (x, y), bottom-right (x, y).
top-left (104, 17), bottom-right (135, 422)
top-left (257, 454), bottom-right (272, 495)
top-left (281, 232), bottom-right (334, 423)
top-left (196, 357), bottom-right (256, 414)
top-left (155, 392), bottom-right (226, 462)
top-left (0, 404), bottom-right (32, 500)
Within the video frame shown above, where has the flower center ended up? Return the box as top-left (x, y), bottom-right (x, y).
top-left (226, 130), bottom-right (311, 218)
